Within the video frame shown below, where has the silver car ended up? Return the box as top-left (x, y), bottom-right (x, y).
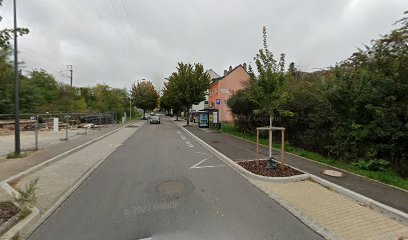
top-left (149, 115), bottom-right (160, 124)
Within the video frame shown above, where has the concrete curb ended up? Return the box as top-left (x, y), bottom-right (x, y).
top-left (180, 125), bottom-right (308, 183)
top-left (23, 141), bottom-right (123, 239)
top-left (0, 206), bottom-right (40, 240)
top-left (0, 182), bottom-right (41, 240)
top-left (0, 121), bottom-right (142, 240)
top-left (224, 131), bottom-right (408, 194)
top-left (309, 175), bottom-right (408, 226)
top-left (2, 122), bottom-right (135, 185)
top-left (179, 124), bottom-right (337, 239)
top-left (181, 124), bottom-right (408, 238)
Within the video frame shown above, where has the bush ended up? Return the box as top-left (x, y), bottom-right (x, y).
top-left (352, 159), bottom-right (390, 171)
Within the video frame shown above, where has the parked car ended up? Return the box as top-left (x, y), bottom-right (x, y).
top-left (150, 115), bottom-right (160, 124)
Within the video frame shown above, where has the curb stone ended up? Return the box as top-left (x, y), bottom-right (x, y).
top-left (2, 122), bottom-right (136, 185)
top-left (0, 121), bottom-right (143, 240)
top-left (179, 124), bottom-right (308, 183)
top-left (224, 131), bottom-right (408, 194)
top-left (180, 124), bottom-right (408, 238)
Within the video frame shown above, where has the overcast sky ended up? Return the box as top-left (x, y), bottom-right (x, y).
top-left (1, 0), bottom-right (407, 91)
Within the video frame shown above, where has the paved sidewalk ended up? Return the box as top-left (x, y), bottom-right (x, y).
top-left (14, 123), bottom-right (141, 213)
top-left (0, 123), bottom-right (129, 182)
top-left (0, 129), bottom-right (80, 157)
top-left (251, 179), bottom-right (408, 240)
top-left (185, 125), bottom-right (408, 214)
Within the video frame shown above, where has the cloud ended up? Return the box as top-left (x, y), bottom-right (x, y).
top-left (1, 0), bottom-right (407, 90)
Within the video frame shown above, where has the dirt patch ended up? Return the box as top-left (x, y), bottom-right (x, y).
top-left (238, 160), bottom-right (303, 177)
top-left (0, 128), bottom-right (12, 136)
top-left (0, 201), bottom-right (19, 226)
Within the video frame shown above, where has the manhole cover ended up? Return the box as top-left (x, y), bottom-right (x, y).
top-left (157, 180), bottom-right (185, 194)
top-left (323, 169), bottom-right (344, 177)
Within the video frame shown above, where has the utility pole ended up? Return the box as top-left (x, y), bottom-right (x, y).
top-left (13, 0), bottom-right (21, 155)
top-left (67, 65), bottom-right (73, 87)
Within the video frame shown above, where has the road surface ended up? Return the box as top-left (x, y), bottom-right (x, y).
top-left (28, 117), bottom-right (323, 240)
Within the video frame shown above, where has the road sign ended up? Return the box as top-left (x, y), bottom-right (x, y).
top-left (216, 99), bottom-right (221, 105)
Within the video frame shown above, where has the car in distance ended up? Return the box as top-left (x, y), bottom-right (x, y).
top-left (150, 115), bottom-right (160, 124)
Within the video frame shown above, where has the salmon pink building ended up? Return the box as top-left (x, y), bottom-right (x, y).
top-left (209, 64), bottom-right (250, 122)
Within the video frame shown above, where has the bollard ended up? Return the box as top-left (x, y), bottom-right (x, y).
top-left (34, 123), bottom-right (39, 150)
top-left (65, 117), bottom-right (69, 140)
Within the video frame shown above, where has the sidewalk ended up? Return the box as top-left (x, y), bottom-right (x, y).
top-left (186, 125), bottom-right (408, 214)
top-left (14, 124), bottom-right (141, 213)
top-left (182, 123), bottom-right (408, 239)
top-left (0, 123), bottom-right (127, 181)
top-left (0, 123), bottom-right (134, 205)
top-left (0, 129), bottom-right (80, 157)
top-left (0, 121), bottom-right (142, 239)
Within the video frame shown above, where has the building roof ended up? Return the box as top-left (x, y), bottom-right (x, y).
top-left (206, 69), bottom-right (221, 79)
top-left (211, 64), bottom-right (247, 84)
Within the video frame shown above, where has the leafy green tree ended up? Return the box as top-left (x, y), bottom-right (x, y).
top-left (165, 62), bottom-right (210, 125)
top-left (161, 80), bottom-right (183, 120)
top-left (131, 81), bottom-right (159, 119)
top-left (249, 26), bottom-right (293, 126)
top-left (0, 0), bottom-right (29, 49)
top-left (0, 48), bottom-right (14, 113)
top-left (248, 26), bottom-right (293, 158)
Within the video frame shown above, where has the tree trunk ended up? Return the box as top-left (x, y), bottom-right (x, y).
top-left (269, 115), bottom-right (273, 158)
top-left (186, 107), bottom-right (190, 125)
top-left (143, 109), bottom-right (146, 119)
top-left (176, 113), bottom-right (179, 121)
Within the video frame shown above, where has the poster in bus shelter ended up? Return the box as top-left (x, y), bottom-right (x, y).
top-left (198, 113), bottom-right (209, 128)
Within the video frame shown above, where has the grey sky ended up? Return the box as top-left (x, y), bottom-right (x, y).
top-left (1, 0), bottom-right (407, 91)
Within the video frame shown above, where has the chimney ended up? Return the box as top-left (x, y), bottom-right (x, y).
top-left (229, 66), bottom-right (232, 72)
top-left (243, 63), bottom-right (247, 71)
top-left (224, 70), bottom-right (228, 76)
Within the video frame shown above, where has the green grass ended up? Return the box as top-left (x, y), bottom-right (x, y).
top-left (6, 152), bottom-right (28, 159)
top-left (221, 124), bottom-right (408, 190)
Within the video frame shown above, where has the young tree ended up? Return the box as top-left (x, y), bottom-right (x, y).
top-left (249, 26), bottom-right (293, 157)
top-left (130, 81), bottom-right (159, 119)
top-left (166, 62), bottom-right (210, 125)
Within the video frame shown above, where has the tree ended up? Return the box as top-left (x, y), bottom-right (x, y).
top-left (130, 81), bottom-right (159, 119)
top-left (161, 80), bottom-right (183, 120)
top-left (249, 26), bottom-right (293, 158)
top-left (0, 0), bottom-right (29, 49)
top-left (165, 62), bottom-right (210, 125)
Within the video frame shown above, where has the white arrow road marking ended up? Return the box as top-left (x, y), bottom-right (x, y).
top-left (190, 152), bottom-right (225, 169)
top-left (180, 135), bottom-right (186, 140)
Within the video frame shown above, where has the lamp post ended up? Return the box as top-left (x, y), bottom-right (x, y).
top-left (13, 0), bottom-right (21, 155)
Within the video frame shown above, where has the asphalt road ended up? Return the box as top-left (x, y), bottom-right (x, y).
top-left (28, 117), bottom-right (323, 240)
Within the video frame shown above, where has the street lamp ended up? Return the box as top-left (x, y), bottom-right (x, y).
top-left (13, 0), bottom-right (21, 155)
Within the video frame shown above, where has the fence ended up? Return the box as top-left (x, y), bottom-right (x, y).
top-left (0, 112), bottom-right (116, 156)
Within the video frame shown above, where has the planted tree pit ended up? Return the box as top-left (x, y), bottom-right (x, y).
top-left (238, 160), bottom-right (303, 177)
